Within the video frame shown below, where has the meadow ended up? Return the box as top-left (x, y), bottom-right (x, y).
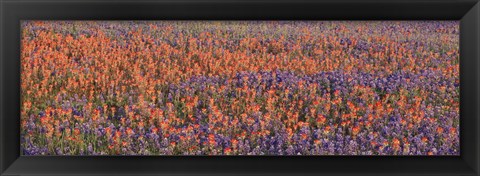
top-left (20, 21), bottom-right (460, 155)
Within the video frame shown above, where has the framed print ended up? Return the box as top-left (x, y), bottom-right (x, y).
top-left (1, 0), bottom-right (479, 175)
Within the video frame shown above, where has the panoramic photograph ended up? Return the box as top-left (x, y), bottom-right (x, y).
top-left (20, 21), bottom-right (459, 155)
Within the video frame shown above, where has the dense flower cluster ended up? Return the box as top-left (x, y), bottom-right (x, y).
top-left (20, 21), bottom-right (459, 155)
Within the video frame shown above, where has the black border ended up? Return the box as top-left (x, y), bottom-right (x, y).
top-left (1, 0), bottom-right (479, 175)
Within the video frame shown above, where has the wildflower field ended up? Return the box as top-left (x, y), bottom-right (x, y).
top-left (20, 21), bottom-right (460, 155)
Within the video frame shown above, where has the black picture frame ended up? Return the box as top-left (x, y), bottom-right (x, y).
top-left (1, 0), bottom-right (479, 175)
